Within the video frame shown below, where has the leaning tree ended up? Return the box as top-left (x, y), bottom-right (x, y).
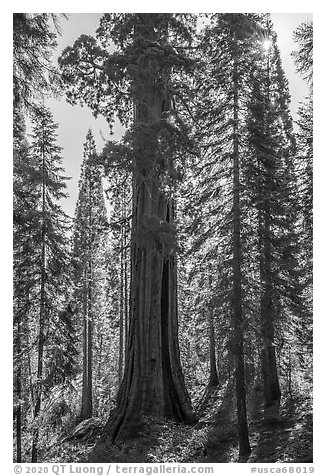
top-left (59, 13), bottom-right (198, 441)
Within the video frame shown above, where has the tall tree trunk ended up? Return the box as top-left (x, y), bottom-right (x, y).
top-left (81, 268), bottom-right (88, 417)
top-left (232, 57), bottom-right (251, 458)
top-left (259, 212), bottom-right (281, 409)
top-left (81, 174), bottom-right (94, 420)
top-left (31, 135), bottom-right (46, 463)
top-left (103, 35), bottom-right (196, 441)
top-left (15, 317), bottom-right (22, 463)
top-left (123, 190), bottom-right (129, 371)
top-left (87, 275), bottom-right (93, 416)
top-left (259, 50), bottom-right (281, 411)
top-left (118, 239), bottom-right (124, 384)
top-left (81, 256), bottom-right (93, 419)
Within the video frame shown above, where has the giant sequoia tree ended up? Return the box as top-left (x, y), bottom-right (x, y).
top-left (13, 12), bottom-right (313, 464)
top-left (59, 13), bottom-right (197, 441)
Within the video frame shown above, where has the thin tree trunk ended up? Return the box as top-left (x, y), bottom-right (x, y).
top-left (81, 174), bottom-right (94, 420)
top-left (208, 308), bottom-right (219, 388)
top-left (232, 56), bottom-right (251, 458)
top-left (81, 267), bottom-right (90, 419)
top-left (118, 236), bottom-right (124, 384)
top-left (123, 189), bottom-right (129, 370)
top-left (287, 346), bottom-right (292, 399)
top-left (81, 262), bottom-right (93, 420)
top-left (31, 134), bottom-right (46, 463)
top-left (208, 272), bottom-right (219, 388)
top-left (16, 317), bottom-right (22, 463)
top-left (97, 333), bottom-right (103, 382)
top-left (260, 219), bottom-right (281, 409)
top-left (259, 50), bottom-right (281, 411)
top-left (87, 258), bottom-right (93, 414)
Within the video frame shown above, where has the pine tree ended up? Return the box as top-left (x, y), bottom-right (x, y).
top-left (293, 20), bottom-right (312, 292)
top-left (13, 104), bottom-right (39, 462)
top-left (45, 302), bottom-right (78, 387)
top-left (73, 130), bottom-right (108, 421)
top-left (27, 106), bottom-right (71, 462)
top-left (191, 15), bottom-right (303, 436)
top-left (194, 13), bottom-right (265, 457)
top-left (292, 21), bottom-right (313, 366)
top-left (100, 148), bottom-right (131, 384)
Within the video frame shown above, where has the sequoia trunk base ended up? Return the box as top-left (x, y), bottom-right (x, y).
top-left (102, 200), bottom-right (197, 443)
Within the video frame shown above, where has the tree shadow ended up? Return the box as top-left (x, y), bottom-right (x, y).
top-left (86, 416), bottom-right (196, 463)
top-left (198, 379), bottom-right (240, 462)
top-left (248, 388), bottom-right (296, 463)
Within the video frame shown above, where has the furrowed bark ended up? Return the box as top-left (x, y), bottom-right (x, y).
top-left (102, 20), bottom-right (196, 442)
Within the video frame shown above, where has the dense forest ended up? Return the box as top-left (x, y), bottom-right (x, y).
top-left (13, 13), bottom-right (313, 464)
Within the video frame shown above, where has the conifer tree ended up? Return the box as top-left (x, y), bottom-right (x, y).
top-left (28, 106), bottom-right (71, 462)
top-left (195, 13), bottom-right (264, 457)
top-left (100, 149), bottom-right (131, 384)
top-left (73, 129), bottom-right (108, 421)
top-left (59, 13), bottom-right (198, 441)
top-left (13, 13), bottom-right (65, 110)
top-left (13, 105), bottom-right (39, 462)
top-left (292, 21), bottom-right (313, 85)
top-left (245, 18), bottom-right (305, 414)
top-left (292, 21), bottom-right (313, 361)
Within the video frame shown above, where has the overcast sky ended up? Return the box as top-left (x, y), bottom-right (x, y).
top-left (44, 13), bottom-right (313, 218)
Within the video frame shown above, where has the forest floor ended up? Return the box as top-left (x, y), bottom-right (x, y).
top-left (46, 379), bottom-right (312, 464)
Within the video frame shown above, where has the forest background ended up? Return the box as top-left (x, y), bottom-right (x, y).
top-left (2, 0), bottom-right (322, 468)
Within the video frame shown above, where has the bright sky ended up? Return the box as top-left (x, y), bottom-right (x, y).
top-left (45, 13), bottom-right (312, 218)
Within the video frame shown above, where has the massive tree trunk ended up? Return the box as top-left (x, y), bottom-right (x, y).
top-left (232, 56), bottom-right (251, 458)
top-left (105, 184), bottom-right (196, 442)
top-left (103, 23), bottom-right (196, 442)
